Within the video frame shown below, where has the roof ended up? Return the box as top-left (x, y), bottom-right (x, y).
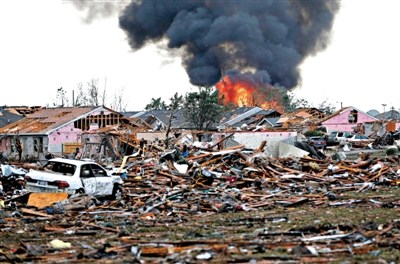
top-left (375, 109), bottom-right (400, 120)
top-left (219, 107), bottom-right (279, 127)
top-left (0, 109), bottom-right (24, 128)
top-left (258, 117), bottom-right (281, 127)
top-left (122, 111), bottom-right (141, 117)
top-left (0, 106), bottom-right (117, 135)
top-left (320, 106), bottom-right (379, 123)
top-left (0, 106), bottom-right (43, 116)
top-left (132, 109), bottom-right (191, 129)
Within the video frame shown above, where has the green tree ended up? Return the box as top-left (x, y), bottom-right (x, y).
top-left (182, 87), bottom-right (224, 131)
top-left (145, 97), bottom-right (167, 110)
top-left (282, 91), bottom-right (310, 112)
top-left (316, 99), bottom-right (336, 115)
top-left (282, 91), bottom-right (336, 115)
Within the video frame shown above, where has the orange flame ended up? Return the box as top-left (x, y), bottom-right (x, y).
top-left (216, 76), bottom-right (284, 113)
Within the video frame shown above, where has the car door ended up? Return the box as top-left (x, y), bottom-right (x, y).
top-left (80, 164), bottom-right (97, 195)
top-left (90, 164), bottom-right (113, 196)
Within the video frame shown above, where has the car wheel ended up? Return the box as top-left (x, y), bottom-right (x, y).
top-left (76, 188), bottom-right (85, 194)
top-left (111, 185), bottom-right (122, 200)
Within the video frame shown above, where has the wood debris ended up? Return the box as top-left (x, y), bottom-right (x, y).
top-left (1, 142), bottom-right (400, 263)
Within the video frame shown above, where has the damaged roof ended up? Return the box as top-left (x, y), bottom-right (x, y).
top-left (1, 105), bottom-right (43, 116)
top-left (132, 109), bottom-right (192, 129)
top-left (277, 107), bottom-right (326, 126)
top-left (0, 106), bottom-right (118, 135)
top-left (219, 107), bottom-right (281, 129)
top-left (0, 109), bottom-right (24, 128)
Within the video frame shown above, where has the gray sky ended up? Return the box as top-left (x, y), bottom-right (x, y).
top-left (0, 0), bottom-right (399, 112)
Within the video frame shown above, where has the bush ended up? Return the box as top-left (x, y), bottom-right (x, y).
top-left (386, 146), bottom-right (398, 156)
top-left (304, 130), bottom-right (325, 137)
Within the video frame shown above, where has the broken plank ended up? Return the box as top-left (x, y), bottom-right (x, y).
top-left (21, 208), bottom-right (54, 219)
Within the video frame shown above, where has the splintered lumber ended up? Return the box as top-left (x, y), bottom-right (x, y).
top-left (157, 171), bottom-right (187, 184)
top-left (367, 164), bottom-right (391, 182)
top-left (186, 152), bottom-right (212, 161)
top-left (208, 132), bottom-right (235, 149)
top-left (200, 155), bottom-right (224, 167)
top-left (255, 140), bottom-right (267, 153)
top-left (20, 208), bottom-right (54, 219)
top-left (83, 222), bottom-right (120, 233)
top-left (337, 164), bottom-right (363, 173)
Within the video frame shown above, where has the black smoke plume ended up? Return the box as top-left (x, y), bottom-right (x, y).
top-left (119, 0), bottom-right (340, 89)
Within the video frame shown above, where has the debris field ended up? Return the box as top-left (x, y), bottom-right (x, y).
top-left (1, 142), bottom-right (400, 263)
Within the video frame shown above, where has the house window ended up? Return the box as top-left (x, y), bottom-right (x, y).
top-left (34, 137), bottom-right (43, 153)
top-left (349, 110), bottom-right (358, 123)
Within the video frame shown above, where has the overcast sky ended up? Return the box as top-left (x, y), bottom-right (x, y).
top-left (0, 0), bottom-right (399, 113)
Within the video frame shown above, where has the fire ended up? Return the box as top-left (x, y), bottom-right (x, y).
top-left (216, 76), bottom-right (255, 106)
top-left (215, 76), bottom-right (284, 113)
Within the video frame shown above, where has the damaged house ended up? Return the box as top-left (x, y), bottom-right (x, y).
top-left (320, 106), bottom-right (379, 134)
top-left (0, 106), bottom-right (126, 161)
top-left (217, 106), bottom-right (281, 131)
top-left (277, 107), bottom-right (326, 132)
top-left (128, 109), bottom-right (197, 143)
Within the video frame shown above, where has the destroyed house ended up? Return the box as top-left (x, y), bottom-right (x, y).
top-left (375, 109), bottom-right (400, 121)
top-left (79, 116), bottom-right (153, 161)
top-left (320, 106), bottom-right (379, 134)
top-left (130, 109), bottom-right (193, 130)
top-left (276, 107), bottom-right (325, 131)
top-left (0, 106), bottom-right (125, 161)
top-left (218, 107), bottom-right (281, 130)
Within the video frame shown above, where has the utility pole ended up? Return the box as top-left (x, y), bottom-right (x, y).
top-left (382, 103), bottom-right (387, 121)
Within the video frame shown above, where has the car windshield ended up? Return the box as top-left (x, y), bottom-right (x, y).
top-left (44, 161), bottom-right (76, 176)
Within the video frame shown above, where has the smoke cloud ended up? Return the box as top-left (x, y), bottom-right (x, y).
top-left (69, 0), bottom-right (127, 23)
top-left (119, 0), bottom-right (340, 89)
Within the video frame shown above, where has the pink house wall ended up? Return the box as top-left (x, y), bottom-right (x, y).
top-left (47, 109), bottom-right (116, 154)
top-left (322, 108), bottom-right (378, 133)
top-left (48, 123), bottom-right (82, 145)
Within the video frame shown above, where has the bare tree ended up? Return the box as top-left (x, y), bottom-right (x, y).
top-left (53, 87), bottom-right (70, 107)
top-left (74, 83), bottom-right (89, 106)
top-left (87, 79), bottom-right (100, 106)
top-left (68, 78), bottom-right (129, 110)
top-left (109, 88), bottom-right (128, 112)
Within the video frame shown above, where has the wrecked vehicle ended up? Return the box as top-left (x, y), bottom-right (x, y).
top-left (341, 134), bottom-right (375, 148)
top-left (24, 158), bottom-right (123, 199)
top-left (327, 131), bottom-right (353, 145)
top-left (306, 136), bottom-right (327, 149)
top-left (0, 164), bottom-right (26, 194)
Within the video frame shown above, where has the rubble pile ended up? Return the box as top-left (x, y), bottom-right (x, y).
top-left (1, 143), bottom-right (400, 263)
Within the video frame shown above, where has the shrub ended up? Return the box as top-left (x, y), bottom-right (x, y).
top-left (386, 147), bottom-right (398, 156)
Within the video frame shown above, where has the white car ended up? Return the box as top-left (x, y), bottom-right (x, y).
top-left (25, 158), bottom-right (124, 199)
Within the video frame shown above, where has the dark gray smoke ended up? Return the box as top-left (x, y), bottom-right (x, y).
top-left (119, 0), bottom-right (340, 89)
